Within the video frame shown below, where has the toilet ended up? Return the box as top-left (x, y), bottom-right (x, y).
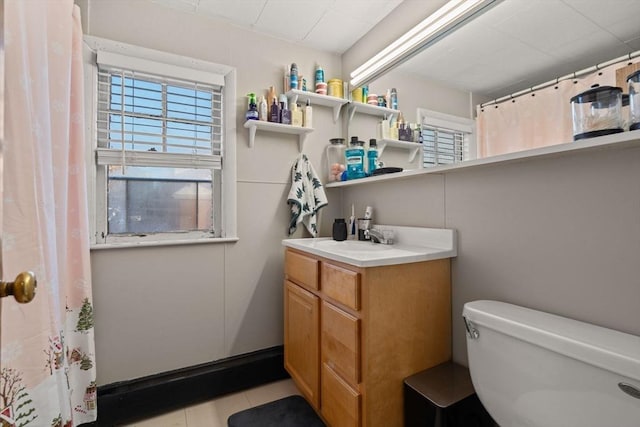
top-left (463, 300), bottom-right (640, 427)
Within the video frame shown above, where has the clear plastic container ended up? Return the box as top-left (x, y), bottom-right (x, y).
top-left (628, 70), bottom-right (640, 131)
top-left (570, 85), bottom-right (623, 141)
top-left (326, 138), bottom-right (346, 182)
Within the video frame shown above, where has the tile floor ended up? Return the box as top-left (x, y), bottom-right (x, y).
top-left (121, 379), bottom-right (302, 427)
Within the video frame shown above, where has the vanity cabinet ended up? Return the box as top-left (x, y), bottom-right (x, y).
top-left (284, 247), bottom-right (452, 427)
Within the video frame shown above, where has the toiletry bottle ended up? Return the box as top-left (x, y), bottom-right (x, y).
top-left (345, 136), bottom-right (365, 180)
top-left (258, 96), bottom-right (268, 121)
top-left (279, 94), bottom-right (291, 124)
top-left (245, 93), bottom-right (259, 121)
top-left (269, 97), bottom-right (280, 123)
top-left (283, 65), bottom-right (290, 94)
top-left (390, 120), bottom-right (399, 140)
top-left (290, 63), bottom-right (298, 91)
top-left (315, 64), bottom-right (324, 87)
top-left (303, 99), bottom-right (313, 128)
top-left (390, 88), bottom-right (398, 110)
top-left (267, 86), bottom-right (277, 111)
top-left (367, 139), bottom-right (378, 175)
top-left (380, 115), bottom-right (390, 139)
top-left (291, 103), bottom-right (303, 127)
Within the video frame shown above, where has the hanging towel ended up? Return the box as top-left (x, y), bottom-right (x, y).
top-left (287, 154), bottom-right (328, 237)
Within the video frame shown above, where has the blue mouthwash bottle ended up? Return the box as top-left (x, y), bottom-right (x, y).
top-left (345, 136), bottom-right (366, 180)
top-left (367, 139), bottom-right (378, 175)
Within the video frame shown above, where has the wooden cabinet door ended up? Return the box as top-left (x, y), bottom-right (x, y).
top-left (284, 280), bottom-right (320, 409)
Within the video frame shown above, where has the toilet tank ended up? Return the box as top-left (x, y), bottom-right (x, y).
top-left (463, 300), bottom-right (640, 427)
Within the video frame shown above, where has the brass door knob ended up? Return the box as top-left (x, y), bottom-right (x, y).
top-left (0, 271), bottom-right (37, 303)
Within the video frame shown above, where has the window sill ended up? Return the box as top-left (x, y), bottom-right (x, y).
top-left (90, 236), bottom-right (239, 251)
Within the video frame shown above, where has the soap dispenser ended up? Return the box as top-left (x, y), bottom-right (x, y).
top-left (245, 93), bottom-right (258, 121)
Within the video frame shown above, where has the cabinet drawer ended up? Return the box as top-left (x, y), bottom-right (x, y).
top-left (321, 363), bottom-right (361, 427)
top-left (321, 301), bottom-right (360, 386)
top-left (286, 250), bottom-right (319, 290)
top-left (321, 262), bottom-right (360, 310)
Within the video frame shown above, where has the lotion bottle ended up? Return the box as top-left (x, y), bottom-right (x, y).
top-left (303, 99), bottom-right (313, 128)
top-left (291, 103), bottom-right (303, 127)
top-left (258, 96), bottom-right (268, 121)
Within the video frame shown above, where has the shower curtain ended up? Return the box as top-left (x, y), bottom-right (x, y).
top-left (476, 59), bottom-right (633, 158)
top-left (2, 1), bottom-right (96, 426)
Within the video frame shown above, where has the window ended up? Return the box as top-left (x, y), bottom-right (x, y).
top-left (418, 108), bottom-right (475, 168)
top-left (84, 38), bottom-right (237, 245)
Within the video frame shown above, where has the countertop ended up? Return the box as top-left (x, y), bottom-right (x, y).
top-left (282, 226), bottom-right (457, 267)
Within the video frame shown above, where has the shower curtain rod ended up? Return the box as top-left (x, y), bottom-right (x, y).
top-left (480, 49), bottom-right (640, 108)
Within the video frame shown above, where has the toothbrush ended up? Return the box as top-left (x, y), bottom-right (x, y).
top-left (350, 204), bottom-right (355, 239)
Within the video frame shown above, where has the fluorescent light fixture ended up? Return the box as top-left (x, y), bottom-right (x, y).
top-left (350, 0), bottom-right (500, 87)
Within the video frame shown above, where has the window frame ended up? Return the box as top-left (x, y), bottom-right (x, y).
top-left (417, 108), bottom-right (476, 168)
top-left (83, 36), bottom-right (237, 248)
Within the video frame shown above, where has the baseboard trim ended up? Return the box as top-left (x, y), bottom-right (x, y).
top-left (83, 346), bottom-right (287, 426)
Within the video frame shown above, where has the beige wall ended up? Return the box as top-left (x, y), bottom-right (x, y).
top-left (343, 145), bottom-right (640, 365)
top-left (83, 0), bottom-right (344, 385)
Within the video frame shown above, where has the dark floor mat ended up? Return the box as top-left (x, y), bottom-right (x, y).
top-left (227, 395), bottom-right (325, 427)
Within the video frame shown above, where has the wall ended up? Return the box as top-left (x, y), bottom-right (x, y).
top-left (82, 0), bottom-right (344, 385)
top-left (340, 0), bottom-right (640, 365)
top-left (343, 144), bottom-right (640, 364)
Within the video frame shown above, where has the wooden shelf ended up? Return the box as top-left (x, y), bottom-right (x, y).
top-left (243, 120), bottom-right (313, 152)
top-left (286, 90), bottom-right (348, 123)
top-left (378, 138), bottom-right (422, 162)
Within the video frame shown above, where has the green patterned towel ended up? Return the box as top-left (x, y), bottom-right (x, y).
top-left (287, 154), bottom-right (328, 237)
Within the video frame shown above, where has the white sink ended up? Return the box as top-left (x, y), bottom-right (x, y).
top-left (283, 226), bottom-right (457, 267)
top-left (311, 240), bottom-right (392, 253)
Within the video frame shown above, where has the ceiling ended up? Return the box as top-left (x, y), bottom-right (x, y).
top-left (150, 0), bottom-right (640, 100)
top-left (150, 0), bottom-right (404, 54)
top-left (396, 0), bottom-right (640, 99)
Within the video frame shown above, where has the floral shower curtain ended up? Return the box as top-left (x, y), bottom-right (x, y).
top-left (2, 1), bottom-right (96, 426)
top-left (476, 59), bottom-right (635, 158)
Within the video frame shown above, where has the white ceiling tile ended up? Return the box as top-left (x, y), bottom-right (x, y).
top-left (253, 0), bottom-right (334, 42)
top-left (561, 0), bottom-right (640, 27)
top-left (491, 1), bottom-right (601, 52)
top-left (332, 0), bottom-right (403, 24)
top-left (196, 0), bottom-right (267, 25)
top-left (547, 30), bottom-right (630, 66)
top-left (150, 0), bottom-right (199, 13)
top-left (304, 9), bottom-right (376, 54)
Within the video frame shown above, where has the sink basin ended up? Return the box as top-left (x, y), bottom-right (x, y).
top-left (311, 240), bottom-right (391, 253)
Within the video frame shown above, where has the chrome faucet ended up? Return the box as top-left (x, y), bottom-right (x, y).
top-left (364, 229), bottom-right (394, 245)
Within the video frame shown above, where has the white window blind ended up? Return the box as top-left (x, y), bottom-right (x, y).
top-left (422, 126), bottom-right (466, 166)
top-left (96, 68), bottom-right (223, 167)
top-left (418, 108), bottom-right (476, 168)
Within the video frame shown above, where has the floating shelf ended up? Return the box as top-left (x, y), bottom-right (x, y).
top-left (286, 89), bottom-right (349, 123)
top-left (243, 120), bottom-right (314, 152)
top-left (348, 103), bottom-right (398, 123)
top-left (378, 138), bottom-right (422, 162)
top-left (325, 129), bottom-right (640, 188)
